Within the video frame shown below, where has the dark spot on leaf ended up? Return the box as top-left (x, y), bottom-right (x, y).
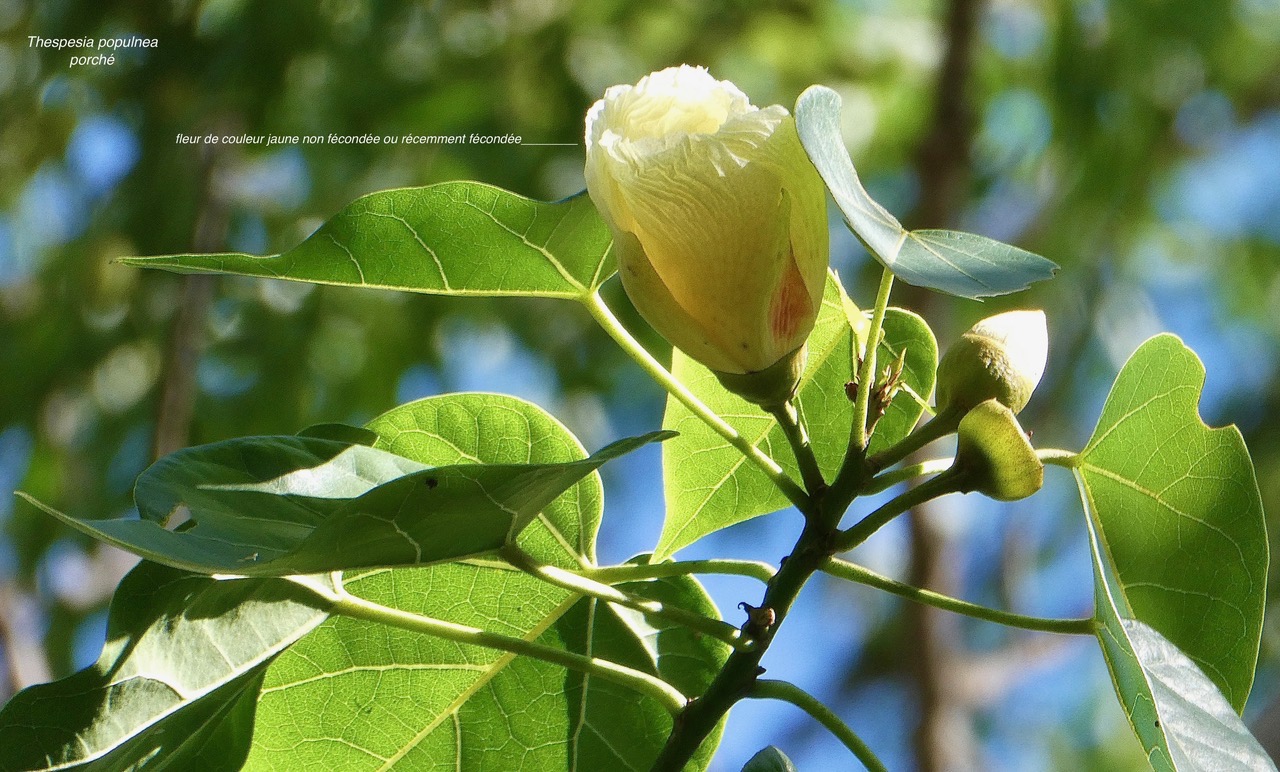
top-left (425, 477), bottom-right (438, 489)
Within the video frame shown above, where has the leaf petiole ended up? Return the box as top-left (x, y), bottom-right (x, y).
top-left (578, 559), bottom-right (777, 586)
top-left (851, 267), bottom-right (896, 452)
top-left (1036, 448), bottom-right (1079, 467)
top-left (498, 545), bottom-right (754, 651)
top-left (821, 558), bottom-right (1095, 635)
top-left (863, 457), bottom-right (955, 494)
top-left (583, 291), bottom-right (811, 513)
top-left (828, 267), bottom-right (896, 509)
top-left (835, 467), bottom-right (963, 551)
top-left (747, 679), bottom-right (888, 772)
top-left (865, 404), bottom-right (964, 475)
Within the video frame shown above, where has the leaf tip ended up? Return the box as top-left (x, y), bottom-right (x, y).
top-left (795, 83), bottom-right (839, 110)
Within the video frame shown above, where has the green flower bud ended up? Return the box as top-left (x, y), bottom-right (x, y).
top-left (584, 66), bottom-right (830, 406)
top-left (936, 310), bottom-right (1047, 415)
top-left (954, 399), bottom-right (1043, 501)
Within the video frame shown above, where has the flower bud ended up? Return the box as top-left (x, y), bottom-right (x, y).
top-left (584, 66), bottom-right (829, 406)
top-left (953, 399), bottom-right (1043, 501)
top-left (936, 310), bottom-right (1047, 415)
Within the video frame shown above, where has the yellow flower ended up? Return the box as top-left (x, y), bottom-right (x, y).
top-left (585, 66), bottom-right (829, 404)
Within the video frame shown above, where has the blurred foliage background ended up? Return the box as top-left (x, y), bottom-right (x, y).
top-left (2, 0), bottom-right (1279, 769)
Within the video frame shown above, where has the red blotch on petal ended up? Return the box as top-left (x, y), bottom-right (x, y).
top-left (769, 253), bottom-right (812, 344)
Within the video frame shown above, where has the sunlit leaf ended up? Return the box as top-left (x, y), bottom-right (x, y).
top-left (1089, 533), bottom-right (1273, 771)
top-left (1078, 334), bottom-right (1270, 769)
top-left (20, 396), bottom-right (666, 576)
top-left (120, 184), bottom-right (614, 300)
top-left (1078, 334), bottom-right (1267, 711)
top-left (0, 563), bottom-right (329, 772)
top-left (244, 397), bottom-right (728, 770)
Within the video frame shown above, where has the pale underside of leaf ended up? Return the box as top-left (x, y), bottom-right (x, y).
top-left (0, 564), bottom-right (331, 772)
top-left (1088, 499), bottom-right (1274, 772)
top-left (794, 85), bottom-right (1056, 299)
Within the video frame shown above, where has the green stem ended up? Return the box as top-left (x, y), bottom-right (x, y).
top-left (499, 546), bottom-right (753, 651)
top-left (865, 447), bottom-right (1080, 495)
top-left (864, 457), bottom-right (955, 494)
top-left (866, 404), bottom-right (964, 475)
top-left (322, 579), bottom-right (688, 713)
top-left (769, 401), bottom-right (826, 495)
top-left (827, 268), bottom-right (896, 508)
top-left (579, 559), bottom-right (776, 586)
top-left (1037, 448), bottom-right (1079, 467)
top-left (822, 558), bottom-right (1095, 635)
top-left (835, 469), bottom-right (962, 552)
top-left (584, 292), bottom-right (810, 513)
top-left (852, 267), bottom-right (895, 452)
top-left (749, 679), bottom-right (888, 772)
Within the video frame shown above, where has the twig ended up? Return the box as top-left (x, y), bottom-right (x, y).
top-left (821, 558), bottom-right (1094, 634)
top-left (749, 679), bottom-right (888, 772)
top-left (499, 546), bottom-right (753, 651)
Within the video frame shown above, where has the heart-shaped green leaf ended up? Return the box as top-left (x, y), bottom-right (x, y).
top-left (1078, 334), bottom-right (1270, 769)
top-left (245, 394), bottom-right (729, 769)
top-left (119, 183), bottom-right (614, 300)
top-left (794, 85), bottom-right (1057, 299)
top-left (1078, 334), bottom-right (1267, 713)
top-left (0, 562), bottom-right (330, 772)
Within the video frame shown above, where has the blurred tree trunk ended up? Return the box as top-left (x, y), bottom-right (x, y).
top-left (152, 130), bottom-right (231, 459)
top-left (904, 0), bottom-right (982, 768)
